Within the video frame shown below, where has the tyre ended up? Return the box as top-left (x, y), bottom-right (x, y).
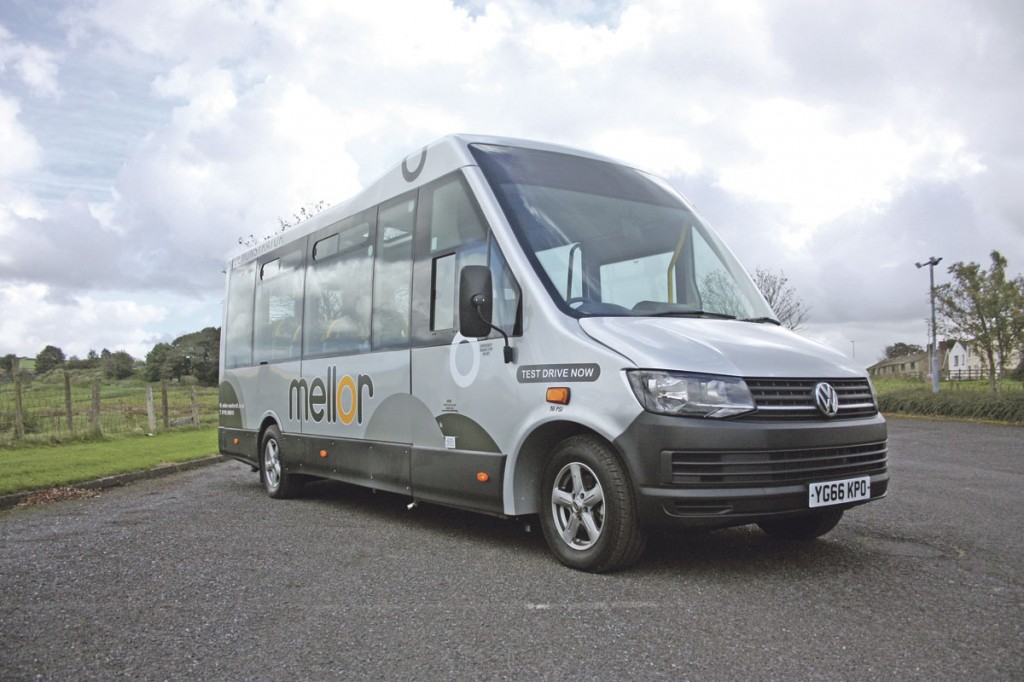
top-left (538, 435), bottom-right (646, 572)
top-left (260, 425), bottom-right (302, 499)
top-left (757, 508), bottom-right (844, 541)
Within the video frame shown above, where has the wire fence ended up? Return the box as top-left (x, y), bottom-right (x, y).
top-left (0, 367), bottom-right (219, 448)
top-left (872, 368), bottom-right (1022, 388)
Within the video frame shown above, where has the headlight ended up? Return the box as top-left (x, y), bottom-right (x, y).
top-left (626, 370), bottom-right (755, 418)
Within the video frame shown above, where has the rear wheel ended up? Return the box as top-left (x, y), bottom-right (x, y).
top-left (758, 509), bottom-right (844, 541)
top-left (538, 435), bottom-right (645, 572)
top-left (260, 426), bottom-right (301, 499)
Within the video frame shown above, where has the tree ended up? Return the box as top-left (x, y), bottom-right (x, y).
top-left (170, 327), bottom-right (220, 386)
top-left (35, 345), bottom-right (66, 374)
top-left (143, 328), bottom-right (221, 386)
top-left (753, 267), bottom-right (810, 330)
top-left (935, 250), bottom-right (1024, 392)
top-left (65, 355), bottom-right (92, 370)
top-left (0, 353), bottom-right (14, 383)
top-left (103, 351), bottom-right (136, 380)
top-left (144, 343), bottom-right (173, 382)
top-left (884, 342), bottom-right (924, 359)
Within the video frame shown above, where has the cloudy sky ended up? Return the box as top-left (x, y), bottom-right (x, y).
top-left (1, 0), bottom-right (1022, 367)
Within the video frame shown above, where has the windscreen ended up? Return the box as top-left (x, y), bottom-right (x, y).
top-left (470, 144), bottom-right (775, 321)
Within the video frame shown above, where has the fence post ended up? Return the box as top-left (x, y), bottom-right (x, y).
top-left (90, 378), bottom-right (102, 438)
top-left (13, 357), bottom-right (25, 442)
top-left (191, 387), bottom-right (200, 428)
top-left (63, 369), bottom-right (73, 433)
top-left (146, 387), bottom-right (157, 433)
top-left (161, 382), bottom-right (169, 429)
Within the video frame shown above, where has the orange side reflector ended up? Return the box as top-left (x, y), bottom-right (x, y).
top-left (476, 472), bottom-right (490, 483)
top-left (320, 450), bottom-right (328, 458)
top-left (232, 438), bottom-right (239, 445)
top-left (546, 387), bottom-right (570, 405)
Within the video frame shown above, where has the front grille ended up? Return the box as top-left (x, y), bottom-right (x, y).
top-left (668, 441), bottom-right (888, 487)
top-left (743, 378), bottom-right (877, 421)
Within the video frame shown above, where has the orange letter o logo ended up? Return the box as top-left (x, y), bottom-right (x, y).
top-left (337, 374), bottom-right (358, 425)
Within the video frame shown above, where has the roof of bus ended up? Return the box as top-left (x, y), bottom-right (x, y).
top-left (225, 134), bottom-right (628, 268)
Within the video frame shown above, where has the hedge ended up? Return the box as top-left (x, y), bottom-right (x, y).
top-left (879, 389), bottom-right (1024, 424)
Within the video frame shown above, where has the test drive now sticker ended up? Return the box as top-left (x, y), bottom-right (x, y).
top-left (517, 364), bottom-right (601, 383)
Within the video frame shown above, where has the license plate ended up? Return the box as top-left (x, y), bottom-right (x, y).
top-left (808, 476), bottom-right (871, 508)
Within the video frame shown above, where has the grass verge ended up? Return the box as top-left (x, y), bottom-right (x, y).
top-left (0, 427), bottom-right (218, 496)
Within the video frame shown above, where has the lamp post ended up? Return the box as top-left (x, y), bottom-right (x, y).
top-left (915, 256), bottom-right (942, 393)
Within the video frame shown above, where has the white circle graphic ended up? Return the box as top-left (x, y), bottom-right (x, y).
top-left (449, 333), bottom-right (481, 388)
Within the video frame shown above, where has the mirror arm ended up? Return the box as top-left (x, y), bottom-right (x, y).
top-left (472, 295), bottom-right (515, 364)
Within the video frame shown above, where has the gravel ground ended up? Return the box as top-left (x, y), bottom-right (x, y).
top-left (1, 417), bottom-right (1021, 680)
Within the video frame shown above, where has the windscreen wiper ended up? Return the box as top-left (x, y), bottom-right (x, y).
top-left (739, 316), bottom-right (782, 325)
top-left (650, 310), bottom-right (737, 320)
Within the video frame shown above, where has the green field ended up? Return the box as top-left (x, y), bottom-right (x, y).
top-left (0, 427), bottom-right (219, 496)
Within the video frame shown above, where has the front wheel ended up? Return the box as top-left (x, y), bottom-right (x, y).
top-left (260, 425), bottom-right (302, 499)
top-left (538, 435), bottom-right (645, 572)
top-left (757, 509), bottom-right (844, 541)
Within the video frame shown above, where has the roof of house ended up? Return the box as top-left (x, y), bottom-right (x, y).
top-left (867, 351), bottom-right (929, 372)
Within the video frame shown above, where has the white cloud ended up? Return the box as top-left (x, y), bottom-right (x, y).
top-left (0, 91), bottom-right (46, 246)
top-left (590, 128), bottom-right (704, 176)
top-left (523, 4), bottom-right (653, 69)
top-left (0, 24), bottom-right (62, 98)
top-left (0, 283), bottom-right (169, 358)
top-left (0, 94), bottom-right (41, 177)
top-left (717, 99), bottom-right (985, 240)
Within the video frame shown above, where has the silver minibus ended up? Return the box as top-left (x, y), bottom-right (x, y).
top-left (219, 135), bottom-right (887, 571)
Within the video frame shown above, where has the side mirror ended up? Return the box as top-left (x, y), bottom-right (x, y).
top-left (458, 265), bottom-right (493, 338)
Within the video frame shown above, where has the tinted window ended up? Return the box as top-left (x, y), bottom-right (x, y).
top-left (428, 175), bottom-right (486, 252)
top-left (304, 211), bottom-right (375, 356)
top-left (254, 247), bottom-right (304, 363)
top-left (372, 195), bottom-right (415, 349)
top-left (224, 261), bottom-right (256, 368)
top-left (422, 174), bottom-right (488, 334)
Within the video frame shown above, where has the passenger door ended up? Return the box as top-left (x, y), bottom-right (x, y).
top-left (409, 172), bottom-right (522, 513)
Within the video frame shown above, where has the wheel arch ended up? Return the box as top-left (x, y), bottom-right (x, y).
top-left (257, 415), bottom-right (282, 455)
top-left (508, 419), bottom-right (617, 516)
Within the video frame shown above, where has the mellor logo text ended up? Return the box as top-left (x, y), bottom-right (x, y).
top-left (288, 367), bottom-right (374, 425)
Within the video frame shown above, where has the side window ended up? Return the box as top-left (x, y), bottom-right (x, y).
top-left (224, 261), bottom-right (256, 368)
top-left (432, 253), bottom-right (457, 330)
top-left (372, 194), bottom-right (415, 349)
top-left (254, 246), bottom-right (305, 363)
top-left (428, 176), bottom-right (486, 252)
top-left (424, 174), bottom-right (488, 336)
top-left (303, 211), bottom-right (375, 357)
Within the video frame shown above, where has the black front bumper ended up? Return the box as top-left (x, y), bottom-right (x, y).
top-left (613, 412), bottom-right (889, 528)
